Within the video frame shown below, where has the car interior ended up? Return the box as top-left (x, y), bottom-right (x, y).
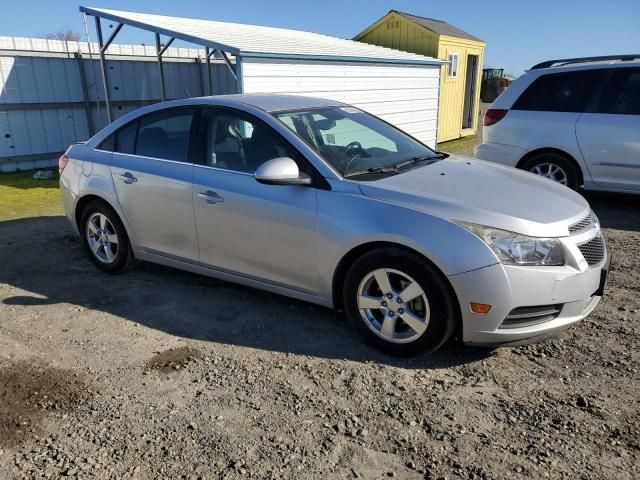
top-left (278, 109), bottom-right (421, 175)
top-left (126, 112), bottom-right (194, 163)
top-left (207, 115), bottom-right (290, 173)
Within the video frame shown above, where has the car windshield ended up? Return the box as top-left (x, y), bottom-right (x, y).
top-left (274, 106), bottom-right (444, 178)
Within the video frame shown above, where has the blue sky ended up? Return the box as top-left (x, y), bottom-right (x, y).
top-left (1, 0), bottom-right (638, 76)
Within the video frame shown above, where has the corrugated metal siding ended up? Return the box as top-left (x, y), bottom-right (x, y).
top-left (0, 37), bottom-right (236, 171)
top-left (0, 56), bottom-right (235, 105)
top-left (0, 35), bottom-right (202, 58)
top-left (242, 58), bottom-right (440, 147)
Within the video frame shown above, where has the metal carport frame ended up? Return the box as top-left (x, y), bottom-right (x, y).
top-left (81, 6), bottom-right (243, 123)
top-left (79, 6), bottom-right (443, 127)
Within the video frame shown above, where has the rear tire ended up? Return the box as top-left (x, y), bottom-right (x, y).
top-left (80, 200), bottom-right (136, 274)
top-left (343, 248), bottom-right (457, 357)
top-left (521, 153), bottom-right (580, 190)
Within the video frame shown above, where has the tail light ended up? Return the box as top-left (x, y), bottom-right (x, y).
top-left (58, 153), bottom-right (69, 175)
top-left (483, 109), bottom-right (508, 127)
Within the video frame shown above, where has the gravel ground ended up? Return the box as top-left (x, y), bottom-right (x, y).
top-left (0, 192), bottom-right (638, 480)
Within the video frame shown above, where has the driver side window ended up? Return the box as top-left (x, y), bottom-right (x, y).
top-left (206, 110), bottom-right (301, 174)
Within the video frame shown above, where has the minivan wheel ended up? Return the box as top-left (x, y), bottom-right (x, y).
top-left (343, 248), bottom-right (457, 357)
top-left (80, 200), bottom-right (135, 274)
top-left (521, 153), bottom-right (580, 190)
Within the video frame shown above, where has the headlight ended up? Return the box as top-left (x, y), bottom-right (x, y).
top-left (456, 222), bottom-right (565, 266)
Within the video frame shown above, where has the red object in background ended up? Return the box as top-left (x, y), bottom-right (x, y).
top-left (58, 153), bottom-right (69, 174)
top-left (484, 109), bottom-right (508, 127)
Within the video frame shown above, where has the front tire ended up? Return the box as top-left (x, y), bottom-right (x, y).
top-left (521, 153), bottom-right (580, 190)
top-left (80, 200), bottom-right (135, 274)
top-left (343, 248), bottom-right (457, 357)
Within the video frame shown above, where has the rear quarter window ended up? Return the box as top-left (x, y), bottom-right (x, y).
top-left (98, 134), bottom-right (115, 151)
top-left (116, 122), bottom-right (138, 155)
top-left (512, 70), bottom-right (607, 113)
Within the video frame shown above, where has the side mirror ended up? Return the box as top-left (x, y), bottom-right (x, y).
top-left (254, 157), bottom-right (312, 186)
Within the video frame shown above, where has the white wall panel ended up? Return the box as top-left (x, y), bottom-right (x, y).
top-left (242, 59), bottom-right (440, 147)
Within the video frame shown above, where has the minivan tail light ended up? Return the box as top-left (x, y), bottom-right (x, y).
top-left (483, 109), bottom-right (508, 127)
top-left (58, 153), bottom-right (69, 174)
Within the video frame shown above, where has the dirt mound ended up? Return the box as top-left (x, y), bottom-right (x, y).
top-left (0, 361), bottom-right (90, 448)
top-left (147, 347), bottom-right (203, 373)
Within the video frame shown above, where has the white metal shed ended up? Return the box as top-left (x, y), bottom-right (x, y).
top-left (80, 7), bottom-right (444, 147)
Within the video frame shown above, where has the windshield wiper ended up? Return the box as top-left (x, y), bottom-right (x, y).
top-left (343, 165), bottom-right (399, 178)
top-left (343, 152), bottom-right (448, 179)
top-left (392, 152), bottom-right (449, 170)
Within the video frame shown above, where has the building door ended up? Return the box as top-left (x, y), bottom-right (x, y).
top-left (462, 55), bottom-right (479, 129)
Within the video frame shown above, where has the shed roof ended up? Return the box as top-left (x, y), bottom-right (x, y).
top-left (391, 10), bottom-right (484, 43)
top-left (80, 7), bottom-right (444, 66)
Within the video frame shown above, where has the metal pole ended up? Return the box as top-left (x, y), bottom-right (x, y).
top-left (155, 33), bottom-right (166, 101)
top-left (159, 37), bottom-right (175, 56)
top-left (205, 47), bottom-right (212, 96)
top-left (75, 52), bottom-right (95, 136)
top-left (94, 16), bottom-right (112, 123)
top-left (195, 57), bottom-right (205, 96)
top-left (81, 12), bottom-right (102, 123)
top-left (235, 55), bottom-right (243, 94)
top-left (218, 50), bottom-right (237, 80)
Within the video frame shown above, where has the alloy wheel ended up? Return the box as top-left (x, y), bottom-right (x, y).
top-left (85, 212), bottom-right (119, 264)
top-left (530, 162), bottom-right (568, 185)
top-left (357, 268), bottom-right (430, 344)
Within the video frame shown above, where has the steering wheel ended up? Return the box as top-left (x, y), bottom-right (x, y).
top-left (344, 141), bottom-right (365, 157)
top-left (343, 141), bottom-right (367, 171)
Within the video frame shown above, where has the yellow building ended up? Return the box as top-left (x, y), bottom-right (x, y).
top-left (354, 10), bottom-right (486, 143)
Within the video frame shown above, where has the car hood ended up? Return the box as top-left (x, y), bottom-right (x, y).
top-left (357, 155), bottom-right (590, 237)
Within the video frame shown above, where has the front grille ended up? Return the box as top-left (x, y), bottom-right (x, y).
top-left (569, 211), bottom-right (596, 235)
top-left (578, 236), bottom-right (606, 266)
top-left (500, 304), bottom-right (562, 329)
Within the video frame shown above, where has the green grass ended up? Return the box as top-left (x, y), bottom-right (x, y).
top-left (0, 171), bottom-right (63, 221)
top-left (437, 132), bottom-right (482, 157)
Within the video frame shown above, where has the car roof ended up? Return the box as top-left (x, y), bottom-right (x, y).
top-left (196, 94), bottom-right (346, 112)
top-left (527, 58), bottom-right (640, 74)
top-left (86, 94), bottom-right (348, 148)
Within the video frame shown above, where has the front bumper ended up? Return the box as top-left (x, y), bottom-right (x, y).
top-left (449, 254), bottom-right (609, 346)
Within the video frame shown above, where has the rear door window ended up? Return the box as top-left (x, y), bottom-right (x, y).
top-left (512, 70), bottom-right (607, 112)
top-left (597, 67), bottom-right (640, 115)
top-left (135, 109), bottom-right (195, 162)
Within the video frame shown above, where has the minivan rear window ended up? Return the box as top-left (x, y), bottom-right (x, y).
top-left (598, 67), bottom-right (640, 115)
top-left (512, 70), bottom-right (607, 113)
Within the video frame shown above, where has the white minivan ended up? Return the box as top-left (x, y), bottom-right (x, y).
top-left (475, 55), bottom-right (640, 193)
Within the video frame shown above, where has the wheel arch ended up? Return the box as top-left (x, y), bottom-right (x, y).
top-left (516, 148), bottom-right (584, 186)
top-left (74, 194), bottom-right (131, 242)
top-left (331, 241), bottom-right (462, 327)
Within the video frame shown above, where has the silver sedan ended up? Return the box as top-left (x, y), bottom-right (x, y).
top-left (59, 95), bottom-right (609, 356)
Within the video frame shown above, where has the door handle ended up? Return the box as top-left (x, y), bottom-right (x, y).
top-left (198, 191), bottom-right (224, 204)
top-left (117, 172), bottom-right (137, 184)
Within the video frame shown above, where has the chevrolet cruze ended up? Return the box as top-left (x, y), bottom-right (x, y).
top-left (59, 95), bottom-right (609, 356)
